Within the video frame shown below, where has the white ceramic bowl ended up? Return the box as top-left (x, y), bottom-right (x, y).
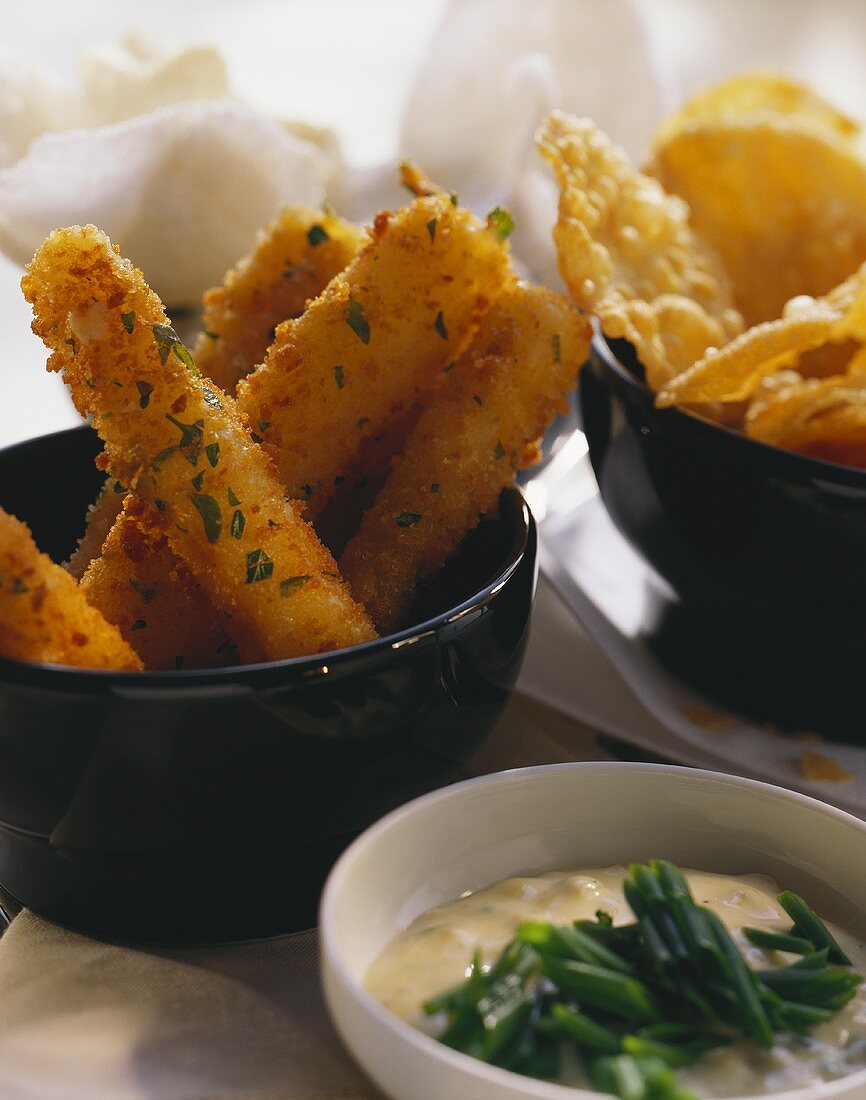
top-left (320, 762), bottom-right (866, 1100)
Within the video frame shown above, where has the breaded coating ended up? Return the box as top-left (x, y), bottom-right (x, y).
top-left (340, 282), bottom-right (591, 630)
top-left (65, 475), bottom-right (125, 580)
top-left (193, 207), bottom-right (363, 394)
top-left (23, 226), bottom-right (377, 662)
top-left (0, 507), bottom-right (142, 671)
top-left (236, 194), bottom-right (512, 519)
top-left (80, 501), bottom-right (238, 670)
top-left (536, 112), bottom-right (742, 391)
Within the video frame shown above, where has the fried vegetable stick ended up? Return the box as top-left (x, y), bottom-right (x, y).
top-left (0, 507), bottom-right (142, 671)
top-left (340, 282), bottom-right (591, 630)
top-left (23, 226), bottom-right (376, 662)
top-left (80, 500), bottom-right (238, 669)
top-left (193, 207), bottom-right (364, 395)
top-left (236, 193), bottom-right (512, 519)
top-left (65, 475), bottom-right (126, 580)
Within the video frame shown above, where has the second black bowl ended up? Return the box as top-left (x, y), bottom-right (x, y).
top-left (0, 426), bottom-right (537, 943)
top-left (581, 336), bottom-right (866, 739)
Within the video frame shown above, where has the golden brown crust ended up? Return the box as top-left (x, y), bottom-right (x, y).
top-left (0, 507), bottom-right (142, 671)
top-left (80, 503), bottom-right (239, 669)
top-left (23, 225), bottom-right (376, 662)
top-left (193, 207), bottom-right (363, 395)
top-left (235, 194), bottom-right (512, 519)
top-left (340, 282), bottom-right (591, 630)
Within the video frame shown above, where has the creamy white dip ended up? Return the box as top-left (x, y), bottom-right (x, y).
top-left (365, 867), bottom-right (866, 1097)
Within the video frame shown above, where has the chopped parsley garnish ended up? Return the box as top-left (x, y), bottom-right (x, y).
top-left (280, 575), bottom-right (311, 596)
top-left (152, 323), bottom-right (200, 376)
top-left (426, 217), bottom-right (437, 242)
top-left (486, 206), bottom-right (515, 241)
top-left (65, 337), bottom-right (78, 355)
top-left (346, 297), bottom-right (371, 344)
top-left (307, 224), bottom-right (329, 246)
top-left (258, 420), bottom-right (270, 433)
top-left (356, 416), bottom-right (370, 428)
top-left (434, 310), bottom-right (448, 340)
top-left (443, 361), bottom-right (457, 373)
top-left (494, 441), bottom-right (505, 460)
top-left (131, 619), bottom-right (146, 631)
top-left (473, 394), bottom-right (483, 406)
top-left (230, 509), bottom-right (245, 539)
top-left (191, 470), bottom-right (205, 491)
top-left (396, 512), bottom-right (421, 527)
top-left (189, 492), bottom-right (222, 543)
top-left (226, 488), bottom-right (241, 507)
top-left (449, 192), bottom-right (458, 206)
top-left (165, 414), bottom-right (204, 465)
top-left (121, 311), bottom-right (136, 334)
top-left (136, 380), bottom-right (153, 408)
top-left (205, 442), bottom-right (220, 468)
top-left (334, 365), bottom-right (345, 389)
top-left (430, 483), bottom-right (440, 493)
top-left (129, 579), bottom-right (156, 604)
top-left (552, 333), bottom-right (562, 363)
top-left (204, 330), bottom-right (220, 340)
top-left (112, 480), bottom-right (126, 493)
top-left (246, 548), bottom-right (273, 584)
top-left (9, 577), bottom-right (29, 595)
top-left (250, 431), bottom-right (263, 444)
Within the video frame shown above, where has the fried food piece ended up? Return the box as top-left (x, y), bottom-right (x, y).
top-left (340, 281), bottom-right (590, 631)
top-left (193, 207), bottom-right (364, 395)
top-left (0, 507), bottom-right (142, 670)
top-left (652, 70), bottom-right (859, 149)
top-left (236, 193), bottom-right (512, 519)
top-left (23, 226), bottom-right (376, 661)
top-left (649, 117), bottom-right (866, 326)
top-left (65, 475), bottom-right (125, 580)
top-left (80, 501), bottom-right (238, 669)
top-left (744, 371), bottom-right (866, 466)
top-left (536, 112), bottom-right (742, 391)
top-left (657, 266), bottom-right (866, 407)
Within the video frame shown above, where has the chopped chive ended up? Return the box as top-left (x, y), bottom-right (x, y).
top-left (744, 929), bottom-right (815, 955)
top-left (778, 892), bottom-right (852, 966)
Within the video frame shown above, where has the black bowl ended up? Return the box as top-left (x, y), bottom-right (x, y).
top-left (581, 335), bottom-right (866, 740)
top-left (0, 426), bottom-right (537, 943)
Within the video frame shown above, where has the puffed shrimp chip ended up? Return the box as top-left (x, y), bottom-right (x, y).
top-left (657, 264), bottom-right (866, 407)
top-left (649, 117), bottom-right (866, 326)
top-left (652, 69), bottom-right (860, 149)
top-left (536, 112), bottom-right (742, 391)
top-left (745, 371), bottom-right (866, 467)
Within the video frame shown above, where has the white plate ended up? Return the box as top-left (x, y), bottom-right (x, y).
top-left (320, 762), bottom-right (866, 1100)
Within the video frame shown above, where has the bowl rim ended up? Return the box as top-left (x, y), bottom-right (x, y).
top-left (0, 426), bottom-right (535, 690)
top-left (320, 761), bottom-right (866, 1100)
top-left (591, 333), bottom-right (866, 486)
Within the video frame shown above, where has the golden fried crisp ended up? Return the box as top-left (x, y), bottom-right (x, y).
top-left (649, 118), bottom-right (866, 326)
top-left (0, 507), bottom-right (142, 670)
top-left (340, 282), bottom-right (591, 631)
top-left (744, 371), bottom-right (866, 466)
top-left (657, 266), bottom-right (866, 407)
top-left (65, 476), bottom-right (125, 580)
top-left (23, 226), bottom-right (376, 661)
top-left (236, 194), bottom-right (512, 519)
top-left (536, 112), bottom-right (742, 392)
top-left (193, 207), bottom-right (363, 395)
top-left (80, 501), bottom-right (238, 669)
top-left (652, 70), bottom-right (859, 150)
